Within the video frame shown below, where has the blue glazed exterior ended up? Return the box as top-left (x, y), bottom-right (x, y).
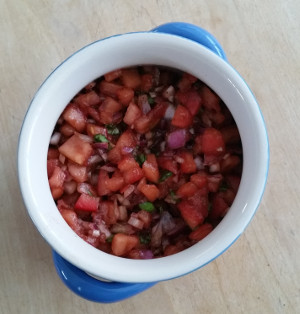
top-left (51, 22), bottom-right (267, 303)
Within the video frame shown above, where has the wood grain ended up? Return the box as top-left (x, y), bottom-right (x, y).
top-left (1, 0), bottom-right (299, 313)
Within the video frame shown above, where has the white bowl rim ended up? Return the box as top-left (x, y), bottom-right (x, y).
top-left (18, 31), bottom-right (269, 283)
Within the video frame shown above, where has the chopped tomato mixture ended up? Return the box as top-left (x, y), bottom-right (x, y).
top-left (47, 65), bottom-right (242, 258)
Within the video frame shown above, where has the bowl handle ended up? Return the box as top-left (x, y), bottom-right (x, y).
top-left (52, 250), bottom-right (156, 303)
top-left (151, 22), bottom-right (227, 61)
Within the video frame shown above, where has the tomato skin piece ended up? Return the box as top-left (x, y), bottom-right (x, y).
top-left (177, 200), bottom-right (204, 229)
top-left (58, 134), bottom-right (93, 166)
top-left (97, 170), bottom-right (110, 196)
top-left (111, 233), bottom-right (139, 257)
top-left (178, 151), bottom-right (197, 174)
top-left (142, 154), bottom-right (160, 183)
top-left (99, 97), bottom-right (123, 124)
top-left (99, 81), bottom-right (122, 97)
top-left (202, 128), bottom-right (225, 156)
top-left (74, 193), bottom-right (100, 212)
top-left (189, 223), bottom-right (213, 241)
top-left (176, 182), bottom-right (198, 198)
top-left (171, 105), bottom-right (193, 128)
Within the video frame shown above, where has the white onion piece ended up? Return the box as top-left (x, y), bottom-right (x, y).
top-left (59, 153), bottom-right (66, 164)
top-left (64, 180), bottom-right (77, 194)
top-left (123, 185), bottom-right (135, 198)
top-left (163, 85), bottom-right (175, 102)
top-left (128, 215), bottom-right (144, 230)
top-left (209, 163), bottom-right (220, 173)
top-left (50, 132), bottom-right (61, 145)
top-left (174, 156), bottom-right (184, 164)
top-left (118, 205), bottom-right (128, 221)
top-left (101, 165), bottom-right (116, 172)
top-left (194, 156), bottom-right (204, 170)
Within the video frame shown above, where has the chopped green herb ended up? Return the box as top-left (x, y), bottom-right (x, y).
top-left (106, 235), bottom-right (114, 243)
top-left (159, 171), bottom-right (173, 182)
top-left (148, 96), bottom-right (155, 105)
top-left (106, 124), bottom-right (120, 135)
top-left (219, 181), bottom-right (228, 192)
top-left (94, 134), bottom-right (109, 143)
top-left (136, 153), bottom-right (146, 166)
top-left (139, 233), bottom-right (151, 244)
top-left (139, 201), bottom-right (155, 212)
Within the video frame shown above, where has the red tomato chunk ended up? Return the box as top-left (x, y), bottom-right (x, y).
top-left (48, 65), bottom-right (243, 258)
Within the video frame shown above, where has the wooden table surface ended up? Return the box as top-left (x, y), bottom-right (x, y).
top-left (1, 0), bottom-right (300, 313)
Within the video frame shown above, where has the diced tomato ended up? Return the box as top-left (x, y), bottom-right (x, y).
top-left (178, 151), bottom-right (196, 174)
top-left (177, 89), bottom-right (202, 116)
top-left (202, 128), bottom-right (225, 155)
top-left (99, 81), bottom-right (122, 97)
top-left (99, 201), bottom-right (118, 225)
top-left (210, 193), bottom-right (229, 220)
top-left (121, 69), bottom-right (141, 89)
top-left (221, 155), bottom-right (241, 173)
top-left (47, 159), bottom-right (59, 177)
top-left (190, 172), bottom-right (208, 189)
top-left (99, 97), bottom-right (123, 124)
top-left (106, 176), bottom-right (124, 192)
top-left (60, 209), bottom-right (82, 234)
top-left (123, 102), bottom-right (142, 125)
top-left (225, 175), bottom-right (241, 193)
top-left (117, 88), bottom-right (134, 106)
top-left (118, 155), bottom-right (140, 172)
top-left (49, 166), bottom-right (66, 199)
top-left (221, 125), bottom-right (241, 144)
top-left (62, 104), bottom-right (86, 132)
top-left (74, 193), bottom-right (100, 212)
top-left (201, 86), bottom-right (221, 112)
top-left (189, 223), bottom-right (213, 241)
top-left (176, 182), bottom-right (198, 198)
top-left (141, 73), bottom-right (153, 92)
top-left (123, 167), bottom-right (144, 184)
top-left (207, 174), bottom-right (223, 192)
top-left (86, 123), bottom-right (107, 137)
top-left (115, 129), bottom-right (137, 152)
top-left (164, 245), bottom-right (181, 256)
top-left (111, 233), bottom-right (139, 256)
top-left (74, 91), bottom-right (101, 107)
top-left (139, 183), bottom-right (160, 202)
top-left (59, 135), bottom-right (92, 166)
top-left (177, 200), bottom-right (204, 229)
top-left (157, 156), bottom-right (178, 174)
top-left (220, 189), bottom-right (236, 205)
top-left (134, 115), bottom-right (151, 134)
top-left (171, 105), bottom-right (193, 128)
top-left (188, 191), bottom-right (209, 217)
top-left (67, 162), bottom-right (88, 183)
top-left (104, 69), bottom-right (122, 82)
top-left (137, 210), bottom-right (152, 228)
top-left (177, 74), bottom-right (193, 92)
top-left (47, 148), bottom-right (60, 160)
top-left (97, 170), bottom-right (110, 196)
top-left (107, 147), bottom-right (122, 163)
top-left (60, 123), bottom-right (75, 137)
top-left (142, 154), bottom-right (159, 183)
top-left (147, 102), bottom-right (169, 129)
top-left (193, 135), bottom-right (203, 155)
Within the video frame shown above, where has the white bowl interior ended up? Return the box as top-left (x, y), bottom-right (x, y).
top-left (18, 32), bottom-right (269, 283)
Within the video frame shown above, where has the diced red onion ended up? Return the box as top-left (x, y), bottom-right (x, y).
top-left (59, 153), bottom-right (66, 164)
top-left (167, 129), bottom-right (188, 149)
top-left (194, 156), bottom-right (204, 170)
top-left (209, 163), bottom-right (221, 173)
top-left (166, 220), bottom-right (186, 236)
top-left (64, 180), bottom-right (77, 194)
top-left (139, 250), bottom-right (154, 259)
top-left (77, 183), bottom-right (95, 195)
top-left (160, 212), bottom-right (176, 233)
top-left (122, 198), bottom-right (130, 207)
top-left (162, 85), bottom-right (175, 102)
top-left (101, 164), bottom-right (116, 172)
top-left (94, 142), bottom-right (109, 150)
top-left (88, 154), bottom-right (102, 166)
top-left (118, 205), bottom-right (128, 221)
top-left (164, 104), bottom-right (175, 120)
top-left (97, 149), bottom-right (107, 161)
top-left (174, 156), bottom-right (184, 164)
top-left (123, 184), bottom-right (135, 198)
top-left (138, 95), bottom-right (151, 114)
top-left (112, 111), bottom-right (123, 123)
top-left (128, 215), bottom-right (144, 229)
top-left (110, 223), bottom-right (135, 235)
top-left (97, 222), bottom-right (111, 238)
top-left (116, 194), bottom-right (125, 203)
top-left (50, 132), bottom-right (61, 145)
top-left (160, 141), bottom-right (166, 152)
top-left (122, 146), bottom-right (134, 154)
top-left (77, 133), bottom-right (94, 143)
